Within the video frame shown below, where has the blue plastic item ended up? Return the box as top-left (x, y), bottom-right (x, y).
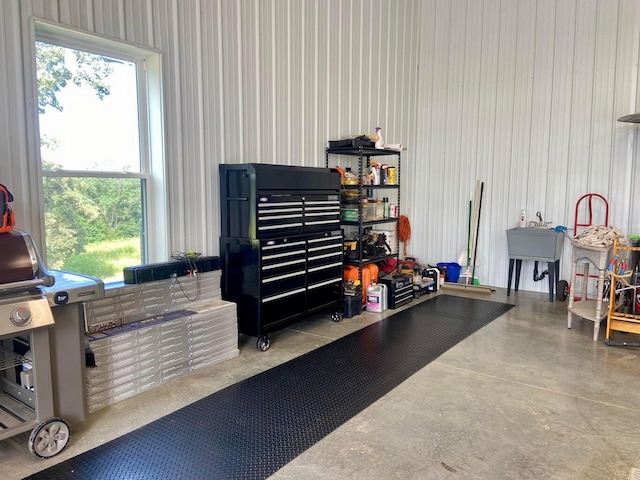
top-left (437, 262), bottom-right (462, 283)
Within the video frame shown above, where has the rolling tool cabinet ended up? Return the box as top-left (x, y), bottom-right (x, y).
top-left (219, 164), bottom-right (344, 351)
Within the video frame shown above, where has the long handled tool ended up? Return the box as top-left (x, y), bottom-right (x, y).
top-left (464, 181), bottom-right (480, 285)
top-left (443, 179), bottom-right (493, 294)
top-left (471, 181), bottom-right (484, 282)
top-left (464, 197), bottom-right (473, 284)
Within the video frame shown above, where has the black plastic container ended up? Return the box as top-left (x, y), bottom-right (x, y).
top-left (343, 293), bottom-right (362, 318)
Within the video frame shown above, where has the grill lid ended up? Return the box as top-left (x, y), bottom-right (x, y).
top-left (0, 229), bottom-right (54, 292)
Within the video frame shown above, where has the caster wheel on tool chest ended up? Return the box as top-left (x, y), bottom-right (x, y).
top-left (331, 312), bottom-right (342, 322)
top-left (557, 280), bottom-right (569, 301)
top-left (29, 417), bottom-right (70, 458)
top-left (257, 335), bottom-right (271, 352)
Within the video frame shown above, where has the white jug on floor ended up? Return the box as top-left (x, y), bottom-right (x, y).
top-left (366, 284), bottom-right (387, 313)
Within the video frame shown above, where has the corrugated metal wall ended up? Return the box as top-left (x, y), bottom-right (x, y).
top-left (0, 0), bottom-right (420, 262)
top-left (411, 0), bottom-right (640, 292)
top-left (1, 0), bottom-right (639, 294)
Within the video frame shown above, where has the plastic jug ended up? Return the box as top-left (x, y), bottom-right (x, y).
top-left (366, 284), bottom-right (387, 313)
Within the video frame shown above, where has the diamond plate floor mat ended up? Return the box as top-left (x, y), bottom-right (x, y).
top-left (25, 294), bottom-right (513, 480)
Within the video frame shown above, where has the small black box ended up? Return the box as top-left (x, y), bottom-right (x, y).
top-left (413, 279), bottom-right (434, 298)
top-left (328, 137), bottom-right (375, 149)
top-left (343, 293), bottom-right (362, 318)
top-left (123, 256), bottom-right (221, 284)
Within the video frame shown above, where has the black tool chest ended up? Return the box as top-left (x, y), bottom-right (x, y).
top-left (378, 273), bottom-right (414, 309)
top-left (219, 163), bottom-right (343, 351)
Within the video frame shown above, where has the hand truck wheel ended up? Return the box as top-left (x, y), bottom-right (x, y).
top-left (556, 280), bottom-right (569, 301)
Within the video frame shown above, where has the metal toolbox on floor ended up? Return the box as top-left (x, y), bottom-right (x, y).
top-left (378, 274), bottom-right (414, 309)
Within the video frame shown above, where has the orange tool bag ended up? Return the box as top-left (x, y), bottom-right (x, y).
top-left (0, 183), bottom-right (16, 233)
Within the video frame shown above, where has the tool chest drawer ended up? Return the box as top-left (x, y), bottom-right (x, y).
top-left (219, 163), bottom-right (341, 239)
top-left (221, 230), bottom-right (343, 338)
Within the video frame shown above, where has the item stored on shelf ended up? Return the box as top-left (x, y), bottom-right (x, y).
top-left (387, 167), bottom-right (396, 185)
top-left (328, 136), bottom-right (375, 149)
top-left (371, 229), bottom-right (397, 254)
top-left (365, 201), bottom-right (384, 221)
top-left (380, 164), bottom-right (389, 184)
top-left (341, 208), bottom-right (359, 222)
top-left (344, 233), bottom-right (390, 262)
top-left (370, 163), bottom-right (381, 185)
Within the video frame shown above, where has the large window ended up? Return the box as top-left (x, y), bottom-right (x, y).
top-left (34, 22), bottom-right (166, 283)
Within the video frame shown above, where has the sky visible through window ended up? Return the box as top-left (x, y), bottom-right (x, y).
top-left (38, 50), bottom-right (140, 173)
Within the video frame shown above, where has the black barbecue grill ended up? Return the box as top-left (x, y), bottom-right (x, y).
top-left (0, 229), bottom-right (70, 458)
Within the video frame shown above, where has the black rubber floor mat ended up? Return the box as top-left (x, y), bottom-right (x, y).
top-left (25, 295), bottom-right (512, 480)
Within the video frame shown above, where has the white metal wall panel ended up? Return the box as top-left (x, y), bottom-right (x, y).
top-left (506, 0), bottom-right (534, 240)
top-left (4, 0), bottom-right (638, 296)
top-left (490, 0), bottom-right (519, 277)
top-left (615, 1), bottom-right (640, 238)
top-left (1, 0), bottom-right (420, 264)
top-left (413, 0), bottom-right (640, 293)
top-left (2, 0), bottom-right (42, 238)
top-left (548, 0), bottom-right (577, 261)
top-left (570, 1), bottom-right (597, 200)
top-left (472, 0), bottom-right (502, 278)
top-left (177, 0), bottom-right (206, 252)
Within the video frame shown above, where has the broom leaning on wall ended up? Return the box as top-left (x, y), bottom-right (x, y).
top-left (443, 179), bottom-right (493, 295)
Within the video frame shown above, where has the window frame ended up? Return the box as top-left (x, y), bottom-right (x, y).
top-left (32, 19), bottom-right (167, 276)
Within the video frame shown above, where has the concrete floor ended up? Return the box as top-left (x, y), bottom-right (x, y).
top-left (2, 287), bottom-right (640, 480)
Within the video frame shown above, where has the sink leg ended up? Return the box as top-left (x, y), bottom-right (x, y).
top-left (515, 259), bottom-right (522, 291)
top-left (547, 261), bottom-right (554, 301)
top-left (508, 259), bottom-right (514, 296)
